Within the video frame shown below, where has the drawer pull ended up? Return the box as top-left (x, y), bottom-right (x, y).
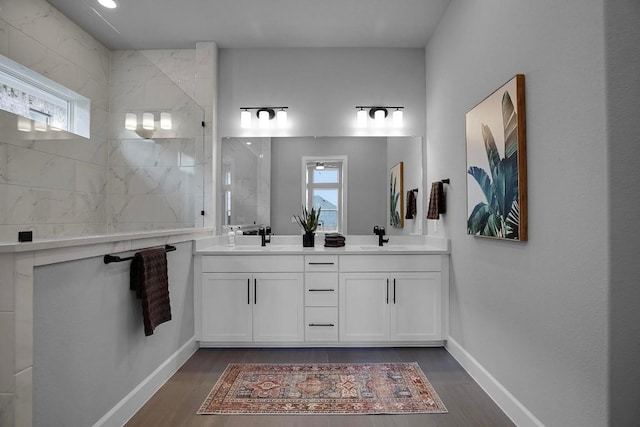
top-left (308, 288), bottom-right (335, 292)
top-left (308, 262), bottom-right (335, 265)
top-left (309, 323), bottom-right (335, 327)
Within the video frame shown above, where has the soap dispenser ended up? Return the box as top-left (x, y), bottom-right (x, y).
top-left (228, 227), bottom-right (236, 246)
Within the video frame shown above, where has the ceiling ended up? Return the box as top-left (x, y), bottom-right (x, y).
top-left (47, 0), bottom-right (450, 50)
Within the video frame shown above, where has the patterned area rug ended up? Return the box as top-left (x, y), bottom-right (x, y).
top-left (197, 362), bottom-right (448, 415)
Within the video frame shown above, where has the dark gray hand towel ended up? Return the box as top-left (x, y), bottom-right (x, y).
top-left (405, 190), bottom-right (417, 219)
top-left (427, 182), bottom-right (445, 220)
top-left (130, 247), bottom-right (172, 336)
top-left (324, 232), bottom-right (346, 247)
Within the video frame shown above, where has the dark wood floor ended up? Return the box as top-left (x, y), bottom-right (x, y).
top-left (125, 347), bottom-right (514, 427)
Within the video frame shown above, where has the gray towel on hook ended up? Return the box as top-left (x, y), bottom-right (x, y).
top-left (427, 182), bottom-right (445, 219)
top-left (405, 190), bottom-right (417, 219)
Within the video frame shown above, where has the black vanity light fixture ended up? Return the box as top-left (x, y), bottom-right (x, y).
top-left (355, 106), bottom-right (404, 128)
top-left (240, 106), bottom-right (288, 129)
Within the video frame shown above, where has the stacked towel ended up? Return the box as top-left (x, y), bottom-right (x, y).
top-left (427, 181), bottom-right (446, 220)
top-left (324, 233), bottom-right (346, 248)
top-left (130, 247), bottom-right (172, 336)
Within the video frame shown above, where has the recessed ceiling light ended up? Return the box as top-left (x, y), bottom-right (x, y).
top-left (97, 0), bottom-right (118, 9)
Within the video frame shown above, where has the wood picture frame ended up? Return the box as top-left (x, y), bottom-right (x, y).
top-left (465, 74), bottom-right (527, 241)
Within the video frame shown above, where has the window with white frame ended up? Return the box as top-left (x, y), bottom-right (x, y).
top-left (304, 157), bottom-right (347, 233)
top-left (0, 54), bottom-right (90, 138)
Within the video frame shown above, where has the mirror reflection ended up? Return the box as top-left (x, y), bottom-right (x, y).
top-left (221, 136), bottom-right (423, 235)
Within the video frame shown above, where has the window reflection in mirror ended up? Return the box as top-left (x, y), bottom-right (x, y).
top-left (304, 157), bottom-right (346, 233)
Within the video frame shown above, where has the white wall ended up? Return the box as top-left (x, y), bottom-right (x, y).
top-left (218, 48), bottom-right (426, 138)
top-left (33, 242), bottom-right (195, 427)
top-left (605, 1), bottom-right (640, 425)
top-left (425, 1), bottom-right (608, 426)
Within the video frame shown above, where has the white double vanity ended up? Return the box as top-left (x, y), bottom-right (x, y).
top-left (197, 136), bottom-right (448, 347)
top-left (194, 235), bottom-right (449, 347)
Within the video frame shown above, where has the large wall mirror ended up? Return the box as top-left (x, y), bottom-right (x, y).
top-left (221, 136), bottom-right (423, 236)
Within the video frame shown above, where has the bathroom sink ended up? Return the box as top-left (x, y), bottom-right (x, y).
top-left (228, 245), bottom-right (295, 251)
top-left (359, 245), bottom-right (409, 251)
top-left (229, 246), bottom-right (264, 251)
top-left (358, 245), bottom-right (381, 250)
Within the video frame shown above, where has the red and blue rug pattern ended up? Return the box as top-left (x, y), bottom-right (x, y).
top-left (197, 362), bottom-right (448, 415)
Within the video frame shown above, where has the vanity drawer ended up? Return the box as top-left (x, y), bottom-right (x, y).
top-left (305, 272), bottom-right (338, 306)
top-left (305, 307), bottom-right (338, 341)
top-left (202, 255), bottom-right (303, 272)
top-left (339, 254), bottom-right (441, 272)
top-left (305, 255), bottom-right (338, 272)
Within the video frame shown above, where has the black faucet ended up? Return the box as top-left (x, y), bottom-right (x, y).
top-left (258, 226), bottom-right (271, 246)
top-left (373, 226), bottom-right (389, 246)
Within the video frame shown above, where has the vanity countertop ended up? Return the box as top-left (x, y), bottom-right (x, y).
top-left (194, 234), bottom-right (450, 255)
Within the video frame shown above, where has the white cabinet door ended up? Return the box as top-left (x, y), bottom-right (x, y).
top-left (252, 272), bottom-right (304, 342)
top-left (390, 272), bottom-right (442, 341)
top-left (339, 272), bottom-right (390, 341)
top-left (201, 273), bottom-right (252, 342)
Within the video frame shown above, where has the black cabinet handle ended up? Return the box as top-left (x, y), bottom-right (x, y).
top-left (309, 323), bottom-right (335, 327)
top-left (308, 289), bottom-right (335, 292)
top-left (393, 278), bottom-right (396, 304)
top-left (308, 262), bottom-right (335, 265)
top-left (254, 278), bottom-right (257, 304)
top-left (386, 278), bottom-right (389, 304)
top-left (247, 278), bottom-right (250, 304)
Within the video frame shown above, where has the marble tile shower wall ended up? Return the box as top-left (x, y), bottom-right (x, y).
top-left (0, 0), bottom-right (207, 242)
top-left (0, 0), bottom-right (110, 243)
top-left (108, 50), bottom-right (204, 233)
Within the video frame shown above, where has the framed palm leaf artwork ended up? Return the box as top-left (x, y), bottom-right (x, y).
top-left (390, 161), bottom-right (404, 228)
top-left (466, 74), bottom-right (527, 241)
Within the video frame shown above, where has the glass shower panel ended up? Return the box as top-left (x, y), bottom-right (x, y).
top-left (108, 51), bottom-right (205, 233)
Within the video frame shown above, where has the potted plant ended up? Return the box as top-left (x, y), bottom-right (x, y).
top-left (294, 205), bottom-right (321, 247)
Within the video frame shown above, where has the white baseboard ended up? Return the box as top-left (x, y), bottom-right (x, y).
top-left (445, 337), bottom-right (545, 427)
top-left (198, 341), bottom-right (444, 348)
top-left (92, 337), bottom-right (198, 427)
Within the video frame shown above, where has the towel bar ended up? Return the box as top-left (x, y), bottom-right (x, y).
top-left (103, 244), bottom-right (176, 264)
